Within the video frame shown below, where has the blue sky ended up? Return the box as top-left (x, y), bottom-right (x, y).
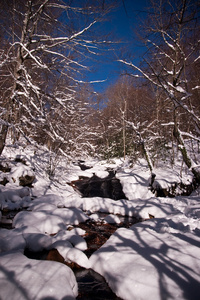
top-left (85, 0), bottom-right (148, 93)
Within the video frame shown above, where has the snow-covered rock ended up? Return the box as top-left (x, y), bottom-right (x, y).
top-left (66, 247), bottom-right (91, 269)
top-left (49, 237), bottom-right (90, 269)
top-left (0, 251), bottom-right (78, 300)
top-left (23, 232), bottom-right (53, 252)
top-left (104, 214), bottom-right (121, 224)
top-left (50, 207), bottom-right (89, 225)
top-left (0, 228), bottom-right (26, 253)
top-left (13, 211), bottom-right (67, 234)
top-left (27, 194), bottom-right (65, 208)
top-left (0, 187), bottom-right (31, 210)
top-left (8, 163), bottom-right (35, 185)
top-left (90, 223), bottom-right (200, 300)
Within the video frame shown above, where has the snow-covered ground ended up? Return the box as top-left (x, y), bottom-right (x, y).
top-left (0, 142), bottom-right (200, 300)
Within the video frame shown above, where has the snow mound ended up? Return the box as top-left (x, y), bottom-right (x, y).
top-left (52, 229), bottom-right (87, 251)
top-left (90, 223), bottom-right (200, 300)
top-left (10, 163), bottom-right (35, 184)
top-left (49, 230), bottom-right (90, 268)
top-left (104, 214), bottom-right (121, 224)
top-left (13, 206), bottom-right (89, 234)
top-left (50, 238), bottom-right (91, 269)
top-left (50, 207), bottom-right (89, 225)
top-left (0, 228), bottom-right (26, 253)
top-left (0, 251), bottom-right (78, 300)
top-left (0, 187), bottom-right (31, 210)
top-left (66, 247), bottom-right (91, 269)
top-left (65, 195), bottom-right (183, 220)
top-left (13, 211), bottom-right (66, 234)
top-left (28, 194), bottom-right (65, 209)
top-left (23, 232), bottom-right (53, 252)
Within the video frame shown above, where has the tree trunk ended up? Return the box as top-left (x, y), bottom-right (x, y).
top-left (173, 124), bottom-right (192, 168)
top-left (173, 112), bottom-right (200, 184)
top-left (0, 124), bottom-right (8, 156)
top-left (122, 113), bottom-right (126, 160)
top-left (141, 141), bottom-right (153, 173)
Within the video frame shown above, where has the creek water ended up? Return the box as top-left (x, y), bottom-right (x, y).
top-left (75, 268), bottom-right (122, 300)
top-left (0, 166), bottom-right (139, 299)
top-left (71, 169), bottom-right (127, 200)
top-left (23, 215), bottom-right (139, 300)
top-left (73, 216), bottom-right (139, 300)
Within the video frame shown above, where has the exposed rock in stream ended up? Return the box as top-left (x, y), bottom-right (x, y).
top-left (19, 174), bottom-right (35, 187)
top-left (149, 172), bottom-right (197, 197)
top-left (0, 161), bottom-right (11, 185)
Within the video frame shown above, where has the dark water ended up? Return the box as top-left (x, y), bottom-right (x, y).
top-left (24, 248), bottom-right (123, 300)
top-left (74, 217), bottom-right (139, 300)
top-left (71, 171), bottom-right (127, 200)
top-left (75, 269), bottom-right (122, 300)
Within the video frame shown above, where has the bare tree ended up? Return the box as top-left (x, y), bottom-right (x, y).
top-left (97, 76), bottom-right (156, 161)
top-left (0, 0), bottom-right (114, 155)
top-left (119, 0), bottom-right (200, 181)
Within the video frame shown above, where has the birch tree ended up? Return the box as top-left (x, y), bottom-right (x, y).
top-left (0, 0), bottom-right (113, 156)
top-left (119, 0), bottom-right (200, 181)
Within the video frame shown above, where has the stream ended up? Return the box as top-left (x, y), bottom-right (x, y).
top-left (23, 213), bottom-right (138, 300)
top-left (69, 166), bottom-right (139, 298)
top-left (75, 269), bottom-right (121, 300)
top-left (0, 166), bottom-right (140, 299)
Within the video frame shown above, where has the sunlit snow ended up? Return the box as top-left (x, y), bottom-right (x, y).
top-left (0, 142), bottom-right (200, 300)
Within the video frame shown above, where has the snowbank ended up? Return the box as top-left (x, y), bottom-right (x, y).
top-left (0, 187), bottom-right (31, 210)
top-left (0, 251), bottom-right (78, 300)
top-left (90, 220), bottom-right (200, 300)
top-left (1, 143), bottom-right (200, 300)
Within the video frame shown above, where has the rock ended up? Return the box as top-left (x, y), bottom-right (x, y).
top-left (19, 175), bottom-right (35, 186)
top-left (0, 163), bottom-right (11, 173)
top-left (0, 177), bottom-right (9, 186)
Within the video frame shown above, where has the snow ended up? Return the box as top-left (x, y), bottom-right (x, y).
top-left (104, 214), bottom-right (121, 224)
top-left (13, 211), bottom-right (67, 234)
top-left (0, 228), bottom-right (26, 253)
top-left (90, 222), bottom-right (200, 300)
top-left (0, 251), bottom-right (78, 300)
top-left (0, 187), bottom-right (31, 210)
top-left (0, 142), bottom-right (200, 300)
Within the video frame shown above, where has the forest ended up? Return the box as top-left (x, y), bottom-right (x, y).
top-left (0, 1), bottom-right (200, 300)
top-left (0, 0), bottom-right (199, 179)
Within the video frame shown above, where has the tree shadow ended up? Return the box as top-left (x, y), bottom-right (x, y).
top-left (0, 251), bottom-right (78, 300)
top-left (90, 223), bottom-right (200, 300)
